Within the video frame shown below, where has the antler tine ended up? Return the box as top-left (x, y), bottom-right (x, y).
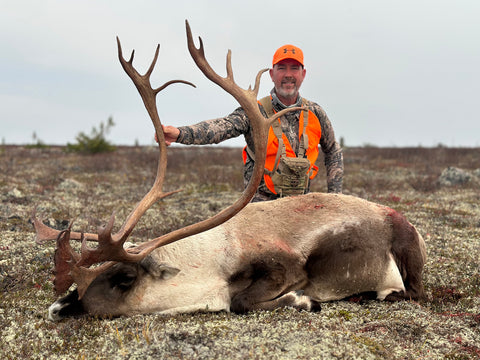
top-left (252, 67), bottom-right (267, 94)
top-left (32, 209), bottom-right (99, 244)
top-left (186, 21), bottom-right (254, 108)
top-left (142, 43), bottom-right (159, 79)
top-left (33, 214), bottom-right (67, 244)
top-left (52, 225), bottom-right (80, 295)
top-left (226, 50), bottom-right (234, 82)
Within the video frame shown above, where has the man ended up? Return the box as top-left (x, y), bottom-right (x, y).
top-left (160, 44), bottom-right (343, 202)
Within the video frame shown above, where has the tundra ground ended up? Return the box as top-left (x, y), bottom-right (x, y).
top-left (1, 145), bottom-right (479, 359)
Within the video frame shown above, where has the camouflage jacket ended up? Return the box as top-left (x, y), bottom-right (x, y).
top-left (177, 89), bottom-right (344, 201)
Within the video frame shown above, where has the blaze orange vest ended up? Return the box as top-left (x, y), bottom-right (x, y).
top-left (242, 97), bottom-right (322, 194)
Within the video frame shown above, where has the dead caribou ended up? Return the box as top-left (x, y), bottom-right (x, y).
top-left (33, 21), bottom-right (426, 321)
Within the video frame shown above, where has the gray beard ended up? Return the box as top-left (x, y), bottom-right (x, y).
top-left (271, 88), bottom-right (302, 109)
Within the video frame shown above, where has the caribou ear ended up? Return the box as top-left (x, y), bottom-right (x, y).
top-left (140, 256), bottom-right (180, 280)
top-left (157, 264), bottom-right (181, 280)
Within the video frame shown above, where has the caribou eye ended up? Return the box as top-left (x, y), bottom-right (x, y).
top-left (108, 264), bottom-right (138, 291)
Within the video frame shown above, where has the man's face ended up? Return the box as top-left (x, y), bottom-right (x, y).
top-left (269, 59), bottom-right (306, 104)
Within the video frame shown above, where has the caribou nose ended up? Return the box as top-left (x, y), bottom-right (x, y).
top-left (48, 302), bottom-right (63, 321)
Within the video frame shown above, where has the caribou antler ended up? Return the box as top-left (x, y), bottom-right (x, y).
top-left (33, 39), bottom-right (195, 245)
top-left (35, 20), bottom-right (303, 298)
top-left (35, 38), bottom-right (196, 295)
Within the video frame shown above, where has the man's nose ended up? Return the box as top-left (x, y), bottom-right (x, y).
top-left (284, 66), bottom-right (296, 77)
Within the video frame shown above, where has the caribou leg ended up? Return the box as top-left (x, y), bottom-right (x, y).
top-left (229, 258), bottom-right (320, 313)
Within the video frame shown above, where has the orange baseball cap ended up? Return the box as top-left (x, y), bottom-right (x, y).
top-left (272, 44), bottom-right (304, 66)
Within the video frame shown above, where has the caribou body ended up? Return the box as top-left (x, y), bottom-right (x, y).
top-left (48, 192), bottom-right (426, 320)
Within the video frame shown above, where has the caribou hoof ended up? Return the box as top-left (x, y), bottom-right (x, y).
top-left (285, 291), bottom-right (322, 312)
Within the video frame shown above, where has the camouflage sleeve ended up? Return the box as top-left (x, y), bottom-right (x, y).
top-left (308, 101), bottom-right (344, 193)
top-left (176, 107), bottom-right (250, 145)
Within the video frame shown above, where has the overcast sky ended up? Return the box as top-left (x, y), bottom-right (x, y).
top-left (1, 0), bottom-right (479, 147)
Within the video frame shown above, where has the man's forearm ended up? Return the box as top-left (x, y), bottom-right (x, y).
top-left (325, 149), bottom-right (344, 193)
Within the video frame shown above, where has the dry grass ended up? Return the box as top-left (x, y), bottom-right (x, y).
top-left (1, 145), bottom-right (479, 359)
